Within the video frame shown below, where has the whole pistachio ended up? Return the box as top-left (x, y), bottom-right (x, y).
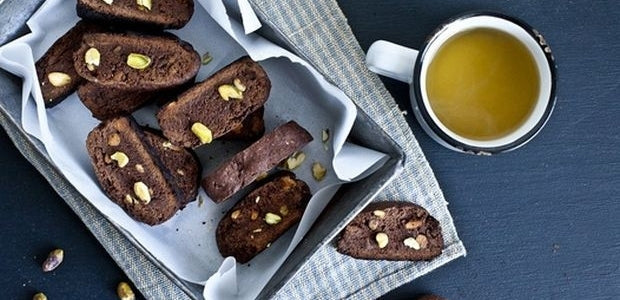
top-left (42, 248), bottom-right (64, 272)
top-left (117, 281), bottom-right (136, 300)
top-left (33, 292), bottom-right (47, 300)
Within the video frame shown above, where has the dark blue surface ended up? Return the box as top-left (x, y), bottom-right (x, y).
top-left (336, 0), bottom-right (620, 299)
top-left (1, 0), bottom-right (619, 299)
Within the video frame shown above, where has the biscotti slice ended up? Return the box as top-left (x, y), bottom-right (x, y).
top-left (142, 130), bottom-right (200, 206)
top-left (78, 83), bottom-right (155, 120)
top-left (157, 57), bottom-right (271, 148)
top-left (77, 0), bottom-right (194, 30)
top-left (35, 21), bottom-right (102, 107)
top-left (78, 78), bottom-right (194, 120)
top-left (202, 121), bottom-right (313, 203)
top-left (86, 116), bottom-right (183, 225)
top-left (74, 33), bottom-right (200, 91)
top-left (216, 172), bottom-right (311, 263)
top-left (222, 107), bottom-right (265, 141)
top-left (337, 202), bottom-right (443, 261)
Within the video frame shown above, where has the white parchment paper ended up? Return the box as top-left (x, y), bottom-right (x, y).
top-left (0, 0), bottom-right (389, 298)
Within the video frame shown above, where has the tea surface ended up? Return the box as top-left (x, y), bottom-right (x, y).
top-left (426, 28), bottom-right (539, 141)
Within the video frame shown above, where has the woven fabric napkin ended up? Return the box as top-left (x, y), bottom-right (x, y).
top-left (248, 1), bottom-right (466, 299)
top-left (0, 0), bottom-right (465, 299)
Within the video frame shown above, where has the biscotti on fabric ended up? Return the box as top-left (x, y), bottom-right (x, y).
top-left (337, 201), bottom-right (443, 261)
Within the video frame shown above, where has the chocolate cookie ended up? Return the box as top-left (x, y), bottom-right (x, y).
top-left (74, 33), bottom-right (200, 91)
top-left (142, 130), bottom-right (200, 207)
top-left (77, 82), bottom-right (154, 120)
top-left (221, 107), bottom-right (265, 141)
top-left (337, 202), bottom-right (443, 261)
top-left (157, 57), bottom-right (271, 148)
top-left (216, 172), bottom-right (311, 263)
top-left (202, 121), bottom-right (313, 203)
top-left (86, 116), bottom-right (199, 225)
top-left (35, 21), bottom-right (102, 107)
top-left (77, 0), bottom-right (194, 30)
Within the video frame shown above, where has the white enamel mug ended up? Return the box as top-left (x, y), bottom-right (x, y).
top-left (366, 12), bottom-right (557, 155)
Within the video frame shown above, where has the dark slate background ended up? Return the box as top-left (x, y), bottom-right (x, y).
top-left (1, 0), bottom-right (619, 299)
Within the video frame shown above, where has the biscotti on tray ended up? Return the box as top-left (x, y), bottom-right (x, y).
top-left (77, 0), bottom-right (194, 30)
top-left (74, 33), bottom-right (201, 91)
top-left (202, 121), bottom-right (313, 203)
top-left (35, 21), bottom-right (103, 107)
top-left (216, 172), bottom-right (312, 263)
top-left (86, 116), bottom-right (200, 225)
top-left (158, 56), bottom-right (271, 148)
top-left (337, 202), bottom-right (443, 261)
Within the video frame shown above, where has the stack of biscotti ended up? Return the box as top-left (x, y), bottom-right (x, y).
top-left (35, 0), bottom-right (199, 119)
top-left (73, 32), bottom-right (201, 119)
top-left (209, 122), bottom-right (314, 262)
top-left (158, 56), bottom-right (272, 148)
top-left (86, 116), bottom-right (200, 225)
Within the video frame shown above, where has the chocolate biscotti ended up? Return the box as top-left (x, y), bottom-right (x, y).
top-left (216, 172), bottom-right (311, 263)
top-left (143, 130), bottom-right (200, 206)
top-left (202, 121), bottom-right (313, 203)
top-left (77, 0), bottom-right (194, 30)
top-left (77, 83), bottom-right (154, 120)
top-left (86, 116), bottom-right (199, 225)
top-left (74, 33), bottom-right (200, 91)
top-left (35, 21), bottom-right (102, 107)
top-left (337, 202), bottom-right (443, 261)
top-left (157, 57), bottom-right (271, 148)
top-left (222, 107), bottom-right (265, 141)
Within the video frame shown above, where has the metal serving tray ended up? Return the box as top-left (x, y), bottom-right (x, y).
top-left (0, 1), bottom-right (405, 298)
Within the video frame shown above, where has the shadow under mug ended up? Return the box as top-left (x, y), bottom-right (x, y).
top-left (366, 12), bottom-right (557, 155)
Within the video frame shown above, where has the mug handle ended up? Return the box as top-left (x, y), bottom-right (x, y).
top-left (366, 40), bottom-right (419, 84)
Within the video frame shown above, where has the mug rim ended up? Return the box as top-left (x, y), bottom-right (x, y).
top-left (410, 11), bottom-right (557, 154)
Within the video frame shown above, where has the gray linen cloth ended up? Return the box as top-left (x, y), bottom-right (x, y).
top-left (0, 0), bottom-right (465, 299)
top-left (250, 1), bottom-right (466, 299)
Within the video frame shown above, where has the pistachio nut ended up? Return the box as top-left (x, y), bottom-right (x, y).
top-left (136, 0), bottom-right (152, 10)
top-left (42, 248), bottom-right (64, 272)
top-left (201, 52), bottom-right (213, 65)
top-left (218, 84), bottom-right (243, 101)
top-left (33, 292), bottom-right (48, 300)
top-left (264, 212), bottom-right (282, 225)
top-left (233, 78), bottom-right (246, 92)
top-left (126, 53), bottom-right (152, 70)
top-left (191, 122), bottom-right (213, 144)
top-left (375, 233), bottom-right (389, 248)
top-left (85, 47), bottom-right (100, 71)
top-left (108, 133), bottom-right (121, 146)
top-left (110, 151), bottom-right (129, 168)
top-left (47, 72), bottom-right (71, 87)
top-left (279, 205), bottom-right (289, 216)
top-left (373, 210), bottom-right (386, 218)
top-left (312, 162), bottom-right (327, 181)
top-left (415, 234), bottom-right (429, 249)
top-left (284, 151), bottom-right (305, 170)
top-left (133, 181), bottom-right (151, 204)
top-left (403, 237), bottom-right (421, 250)
top-left (117, 281), bottom-right (136, 300)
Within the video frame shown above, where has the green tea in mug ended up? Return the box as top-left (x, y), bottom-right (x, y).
top-left (425, 28), bottom-right (540, 141)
